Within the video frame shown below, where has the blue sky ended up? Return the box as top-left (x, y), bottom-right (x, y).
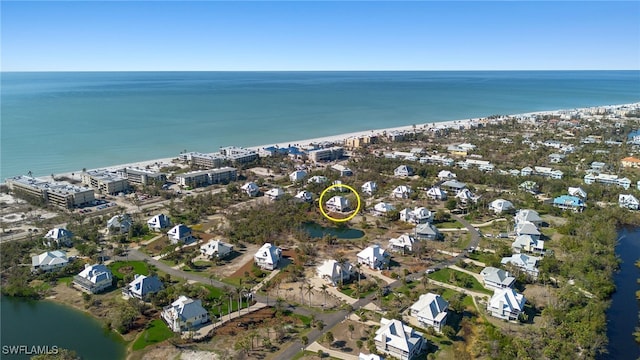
top-left (2, 1), bottom-right (639, 71)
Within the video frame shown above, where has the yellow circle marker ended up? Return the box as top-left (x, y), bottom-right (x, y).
top-left (318, 184), bottom-right (362, 223)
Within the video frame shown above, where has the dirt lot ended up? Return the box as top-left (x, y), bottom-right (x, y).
top-left (199, 243), bottom-right (261, 278)
top-left (317, 319), bottom-right (372, 356)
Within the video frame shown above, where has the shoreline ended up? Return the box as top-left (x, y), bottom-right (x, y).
top-left (10, 102), bottom-right (640, 183)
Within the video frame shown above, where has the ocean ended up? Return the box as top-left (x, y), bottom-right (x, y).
top-left (1, 71), bottom-right (639, 179)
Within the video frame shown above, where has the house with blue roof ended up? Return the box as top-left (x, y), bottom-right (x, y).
top-left (552, 195), bottom-right (585, 212)
top-left (627, 130), bottom-right (640, 145)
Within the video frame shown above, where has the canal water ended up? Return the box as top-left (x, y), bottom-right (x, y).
top-left (0, 297), bottom-right (126, 360)
top-left (605, 227), bottom-right (640, 359)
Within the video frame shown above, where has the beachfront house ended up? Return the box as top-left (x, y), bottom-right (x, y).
top-left (373, 202), bottom-right (396, 216)
top-left (619, 194), bottom-right (640, 210)
top-left (254, 243), bottom-right (282, 271)
top-left (357, 245), bottom-right (390, 270)
top-left (374, 318), bottom-right (426, 360)
top-left (43, 228), bottom-right (73, 247)
top-left (241, 182), bottom-right (260, 197)
top-left (200, 239), bottom-right (234, 259)
top-left (162, 295), bottom-right (209, 332)
top-left (107, 214), bottom-right (133, 234)
top-left (392, 185), bottom-right (413, 199)
top-left (123, 274), bottom-right (164, 300)
top-left (437, 170), bottom-right (456, 180)
top-left (552, 195), bottom-right (586, 212)
top-left (326, 196), bottom-right (350, 213)
top-left (426, 187), bottom-right (447, 201)
top-left (399, 207), bottom-right (433, 224)
top-left (361, 181), bottom-right (378, 196)
top-left (388, 234), bottom-right (417, 253)
top-left (265, 187), bottom-right (285, 201)
top-left (147, 214), bottom-right (171, 232)
top-left (480, 267), bottom-right (515, 291)
top-left (487, 288), bottom-right (526, 321)
top-left (294, 190), bottom-right (313, 203)
top-left (73, 264), bottom-right (113, 294)
top-left (289, 170), bottom-right (307, 182)
top-left (394, 165), bottom-right (414, 177)
top-left (415, 223), bottom-right (442, 241)
top-left (316, 259), bottom-right (354, 287)
top-left (409, 293), bottom-right (449, 333)
top-left (489, 199), bottom-right (514, 214)
top-left (32, 250), bottom-right (69, 272)
top-left (501, 254), bottom-right (540, 278)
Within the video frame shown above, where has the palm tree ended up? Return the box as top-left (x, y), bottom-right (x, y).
top-left (305, 282), bottom-right (314, 307)
top-left (320, 284), bottom-right (328, 307)
top-left (355, 263), bottom-right (362, 291)
top-left (235, 287), bottom-right (243, 315)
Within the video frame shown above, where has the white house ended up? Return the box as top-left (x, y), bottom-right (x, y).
top-left (511, 235), bottom-right (545, 255)
top-left (200, 239), bottom-right (234, 259)
top-left (388, 234), bottom-right (417, 253)
top-left (374, 202), bottom-right (396, 216)
top-left (107, 214), bottom-right (133, 234)
top-left (294, 190), bottom-right (313, 203)
top-left (409, 293), bottom-right (449, 332)
top-left (316, 259), bottom-right (354, 286)
top-left (619, 194), bottom-right (640, 210)
top-left (361, 181), bottom-right (378, 196)
top-left (514, 221), bottom-right (541, 240)
top-left (331, 164), bottom-right (353, 177)
top-left (358, 354), bottom-right (383, 360)
top-left (254, 243), bottom-right (282, 270)
top-left (43, 228), bottom-right (73, 247)
top-left (455, 189), bottom-right (479, 204)
top-left (568, 186), bottom-right (587, 199)
top-left (374, 318), bottom-right (425, 360)
top-left (73, 264), bottom-right (113, 294)
top-left (426, 187), bottom-right (447, 201)
top-left (415, 223), bottom-right (442, 241)
top-left (357, 245), bottom-right (390, 270)
top-left (162, 295), bottom-right (209, 332)
top-left (32, 250), bottom-right (69, 272)
top-left (392, 185), bottom-right (412, 199)
top-left (501, 254), bottom-right (540, 278)
top-left (514, 209), bottom-right (543, 227)
top-left (147, 214), bottom-right (171, 232)
top-left (308, 175), bottom-right (328, 184)
top-left (489, 199), bottom-right (514, 214)
top-left (326, 196), bottom-right (350, 212)
top-left (167, 224), bottom-right (195, 244)
top-left (394, 165), bottom-right (414, 177)
top-left (437, 170), bottom-right (456, 180)
top-left (265, 187), bottom-right (285, 201)
top-left (123, 274), bottom-right (164, 300)
top-left (289, 170), bottom-right (307, 182)
top-left (241, 182), bottom-right (260, 197)
top-left (487, 288), bottom-right (526, 321)
top-left (399, 207), bottom-right (433, 224)
top-left (480, 267), bottom-right (515, 291)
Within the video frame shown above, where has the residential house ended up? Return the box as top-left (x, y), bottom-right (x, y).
top-left (361, 181), bottom-right (378, 196)
top-left (514, 221), bottom-right (541, 240)
top-left (241, 182), bottom-right (260, 197)
top-left (520, 167), bottom-right (534, 176)
top-left (392, 185), bottom-right (412, 199)
top-left (437, 170), bottom-right (456, 180)
top-left (501, 254), bottom-right (540, 278)
top-left (162, 295), bottom-right (209, 332)
top-left (294, 190), bottom-right (313, 203)
top-left (584, 173), bottom-right (631, 189)
top-left (426, 187), bottom-right (447, 201)
top-left (409, 293), bottom-right (449, 332)
top-left (399, 207), bottom-right (433, 224)
top-left (621, 156), bottom-right (640, 168)
top-left (414, 223), bottom-right (442, 241)
top-left (480, 267), bottom-right (515, 291)
top-left (455, 189), bottom-right (479, 204)
top-left (388, 234), bottom-right (417, 253)
top-left (374, 318), bottom-right (425, 360)
top-left (308, 176), bottom-right (328, 184)
top-left (107, 214), bottom-right (132, 234)
top-left (619, 194), bottom-right (640, 210)
top-left (519, 181), bottom-right (539, 194)
top-left (441, 180), bottom-right (467, 194)
top-left (568, 187), bottom-right (587, 199)
top-left (357, 245), bottom-right (390, 270)
top-left (374, 202), bottom-right (396, 216)
top-left (514, 209), bottom-right (543, 227)
top-left (394, 165), bottom-right (414, 177)
top-left (316, 259), bottom-right (354, 286)
top-left (167, 224), bottom-right (195, 244)
top-left (553, 195), bottom-right (586, 212)
top-left (254, 243), bottom-right (282, 270)
top-left (265, 187), bottom-right (285, 201)
top-left (487, 288), bottom-right (526, 321)
top-left (359, 353), bottom-right (383, 360)
top-left (489, 199), bottom-right (514, 214)
top-left (200, 239), bottom-right (234, 259)
top-left (147, 214), bottom-right (171, 232)
top-left (289, 170), bottom-right (307, 182)
top-left (326, 196), bottom-right (350, 212)
top-left (511, 235), bottom-right (545, 255)
top-left (73, 264), bottom-right (113, 294)
top-left (43, 228), bottom-right (73, 247)
top-left (32, 250), bottom-right (69, 272)
top-left (123, 274), bottom-right (163, 300)
top-left (331, 164), bottom-right (353, 177)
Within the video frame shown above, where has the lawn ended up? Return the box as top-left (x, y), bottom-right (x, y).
top-left (436, 220), bottom-right (464, 229)
top-left (339, 286), bottom-right (377, 299)
top-left (467, 251), bottom-right (497, 266)
top-left (108, 261), bottom-right (150, 281)
top-left (427, 268), bottom-right (492, 295)
top-left (130, 232), bottom-right (157, 243)
top-left (132, 319), bottom-right (174, 350)
top-left (58, 276), bottom-right (74, 285)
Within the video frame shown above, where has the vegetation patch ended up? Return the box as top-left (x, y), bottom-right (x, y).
top-left (109, 261), bottom-right (150, 281)
top-left (132, 319), bottom-right (174, 350)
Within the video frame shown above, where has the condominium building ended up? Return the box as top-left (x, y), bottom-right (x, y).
top-left (175, 167), bottom-right (237, 188)
top-left (81, 169), bottom-right (129, 194)
top-left (308, 146), bottom-right (344, 162)
top-left (219, 146), bottom-right (258, 164)
top-left (118, 167), bottom-right (167, 186)
top-left (6, 176), bottom-right (95, 209)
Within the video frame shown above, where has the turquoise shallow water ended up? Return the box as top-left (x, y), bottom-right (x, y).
top-left (1, 71), bottom-right (639, 178)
